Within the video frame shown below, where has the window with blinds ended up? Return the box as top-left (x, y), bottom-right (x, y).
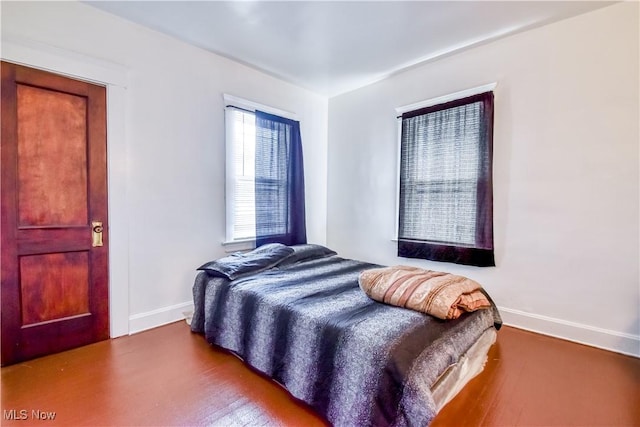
top-left (398, 91), bottom-right (495, 267)
top-left (225, 108), bottom-right (256, 241)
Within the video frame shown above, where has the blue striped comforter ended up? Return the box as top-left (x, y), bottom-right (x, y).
top-left (191, 255), bottom-right (500, 426)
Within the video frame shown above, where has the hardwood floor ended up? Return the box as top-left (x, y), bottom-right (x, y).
top-left (1, 321), bottom-right (638, 426)
top-left (433, 327), bottom-right (640, 427)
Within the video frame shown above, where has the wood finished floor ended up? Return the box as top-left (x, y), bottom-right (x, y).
top-left (1, 321), bottom-right (639, 426)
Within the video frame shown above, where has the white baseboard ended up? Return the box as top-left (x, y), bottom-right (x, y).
top-left (128, 301), bottom-right (194, 335)
top-left (498, 306), bottom-right (640, 358)
top-left (126, 301), bottom-right (639, 357)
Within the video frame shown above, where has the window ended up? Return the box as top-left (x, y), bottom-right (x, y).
top-left (224, 95), bottom-right (306, 248)
top-left (397, 90), bottom-right (495, 267)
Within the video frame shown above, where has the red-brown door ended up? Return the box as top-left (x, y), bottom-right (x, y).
top-left (1, 62), bottom-right (109, 366)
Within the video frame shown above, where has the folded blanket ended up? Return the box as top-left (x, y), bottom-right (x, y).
top-left (358, 265), bottom-right (491, 320)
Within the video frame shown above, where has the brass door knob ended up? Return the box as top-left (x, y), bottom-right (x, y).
top-left (92, 221), bottom-right (104, 247)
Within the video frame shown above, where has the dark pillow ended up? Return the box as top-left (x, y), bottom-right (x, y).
top-left (197, 243), bottom-right (294, 280)
top-left (278, 244), bottom-right (337, 266)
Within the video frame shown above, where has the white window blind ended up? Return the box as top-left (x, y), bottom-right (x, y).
top-left (399, 102), bottom-right (482, 246)
top-left (225, 108), bottom-right (256, 241)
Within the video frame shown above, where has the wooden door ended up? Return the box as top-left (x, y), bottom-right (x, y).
top-left (1, 62), bottom-right (109, 366)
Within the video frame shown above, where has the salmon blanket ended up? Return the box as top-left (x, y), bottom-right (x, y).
top-left (359, 266), bottom-right (491, 320)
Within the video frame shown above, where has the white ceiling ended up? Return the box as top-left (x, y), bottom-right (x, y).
top-left (86, 1), bottom-right (614, 97)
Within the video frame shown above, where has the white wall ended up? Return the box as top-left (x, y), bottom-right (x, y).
top-left (327, 3), bottom-right (639, 356)
top-left (1, 1), bottom-right (328, 334)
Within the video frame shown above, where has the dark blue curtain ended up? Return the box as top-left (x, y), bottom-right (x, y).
top-left (255, 111), bottom-right (306, 246)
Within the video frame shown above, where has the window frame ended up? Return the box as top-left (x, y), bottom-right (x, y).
top-left (394, 83), bottom-right (496, 267)
top-left (222, 94), bottom-right (297, 252)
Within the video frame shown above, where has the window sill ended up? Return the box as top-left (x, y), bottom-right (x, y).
top-left (222, 238), bottom-right (255, 253)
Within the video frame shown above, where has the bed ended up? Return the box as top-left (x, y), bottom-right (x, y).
top-left (191, 244), bottom-right (501, 426)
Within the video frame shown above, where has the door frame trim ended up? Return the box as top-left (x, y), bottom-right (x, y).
top-left (2, 34), bottom-right (130, 337)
